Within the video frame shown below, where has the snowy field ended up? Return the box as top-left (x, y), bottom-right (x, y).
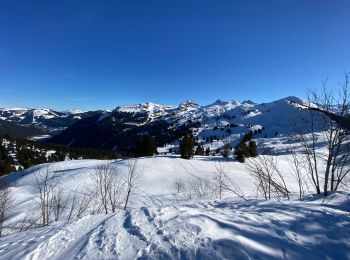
top-left (0, 155), bottom-right (350, 259)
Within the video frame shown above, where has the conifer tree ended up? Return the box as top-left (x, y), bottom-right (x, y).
top-left (143, 135), bottom-right (157, 156)
top-left (195, 145), bottom-right (204, 155)
top-left (135, 139), bottom-right (144, 157)
top-left (0, 145), bottom-right (15, 175)
top-left (180, 135), bottom-right (193, 159)
top-left (205, 147), bottom-right (210, 156)
top-left (248, 140), bottom-right (258, 157)
top-left (135, 135), bottom-right (157, 157)
top-left (234, 143), bottom-right (249, 163)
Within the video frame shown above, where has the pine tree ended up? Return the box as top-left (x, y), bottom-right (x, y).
top-left (143, 135), bottom-right (157, 156)
top-left (222, 143), bottom-right (231, 158)
top-left (180, 135), bottom-right (193, 159)
top-left (205, 147), bottom-right (210, 156)
top-left (248, 140), bottom-right (258, 157)
top-left (0, 145), bottom-right (15, 175)
top-left (234, 141), bottom-right (250, 163)
top-left (195, 145), bottom-right (204, 155)
top-left (242, 132), bottom-right (252, 143)
top-left (135, 135), bottom-right (157, 157)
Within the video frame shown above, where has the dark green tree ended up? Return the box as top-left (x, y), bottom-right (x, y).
top-left (180, 135), bottom-right (193, 159)
top-left (248, 140), bottom-right (258, 157)
top-left (242, 132), bottom-right (253, 143)
top-left (143, 135), bottom-right (157, 156)
top-left (135, 139), bottom-right (145, 157)
top-left (221, 143), bottom-right (232, 158)
top-left (205, 147), bottom-right (210, 156)
top-left (234, 142), bottom-right (250, 163)
top-left (0, 145), bottom-right (15, 175)
top-left (135, 135), bottom-right (157, 157)
top-left (195, 145), bottom-right (204, 155)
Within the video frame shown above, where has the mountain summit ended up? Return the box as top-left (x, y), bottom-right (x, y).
top-left (45, 97), bottom-right (316, 151)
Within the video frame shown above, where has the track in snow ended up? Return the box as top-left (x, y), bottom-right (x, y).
top-left (0, 193), bottom-right (349, 260)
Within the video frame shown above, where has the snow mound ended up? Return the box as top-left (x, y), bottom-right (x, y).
top-left (0, 156), bottom-right (349, 259)
top-left (0, 192), bottom-right (349, 259)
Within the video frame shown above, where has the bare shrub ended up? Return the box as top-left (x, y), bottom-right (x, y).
top-left (173, 177), bottom-right (186, 194)
top-left (212, 163), bottom-right (227, 199)
top-left (32, 165), bottom-right (62, 226)
top-left (15, 204), bottom-right (41, 232)
top-left (287, 146), bottom-right (308, 201)
top-left (292, 73), bottom-right (350, 196)
top-left (246, 155), bottom-right (289, 200)
top-left (0, 179), bottom-right (10, 237)
top-left (213, 163), bottom-right (246, 200)
top-left (187, 177), bottom-right (212, 200)
top-left (124, 159), bottom-right (143, 211)
top-left (90, 162), bottom-right (124, 214)
top-left (52, 188), bottom-right (69, 222)
top-left (66, 188), bottom-right (95, 220)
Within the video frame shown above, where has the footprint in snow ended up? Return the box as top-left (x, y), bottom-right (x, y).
top-left (275, 228), bottom-right (286, 237)
top-left (282, 248), bottom-right (287, 259)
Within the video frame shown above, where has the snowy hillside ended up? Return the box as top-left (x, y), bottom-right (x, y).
top-left (1, 97), bottom-right (349, 258)
top-left (1, 192), bottom-right (349, 259)
top-left (50, 96), bottom-right (328, 151)
top-left (0, 108), bottom-right (101, 135)
top-left (0, 108), bottom-right (62, 124)
top-left (2, 96), bottom-right (330, 151)
top-left (0, 155), bottom-right (349, 259)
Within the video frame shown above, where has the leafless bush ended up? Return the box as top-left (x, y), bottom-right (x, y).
top-left (65, 188), bottom-right (95, 220)
top-left (292, 73), bottom-right (350, 196)
top-left (124, 159), bottom-right (143, 211)
top-left (212, 163), bottom-right (227, 199)
top-left (173, 177), bottom-right (186, 194)
top-left (32, 165), bottom-right (62, 226)
top-left (90, 162), bottom-right (124, 214)
top-left (287, 146), bottom-right (308, 201)
top-left (187, 177), bottom-right (212, 200)
top-left (213, 163), bottom-right (246, 200)
top-left (0, 179), bottom-right (10, 237)
top-left (52, 188), bottom-right (69, 222)
top-left (16, 208), bottom-right (37, 232)
top-left (246, 155), bottom-right (290, 200)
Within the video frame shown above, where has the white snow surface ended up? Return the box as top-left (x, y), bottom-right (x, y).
top-left (116, 102), bottom-right (175, 114)
top-left (65, 109), bottom-right (88, 115)
top-left (0, 155), bottom-right (349, 259)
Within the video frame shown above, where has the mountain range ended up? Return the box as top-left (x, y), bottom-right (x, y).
top-left (0, 108), bottom-right (102, 136)
top-left (1, 96), bottom-right (320, 152)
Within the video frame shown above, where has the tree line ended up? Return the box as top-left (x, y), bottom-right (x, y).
top-left (0, 134), bottom-right (118, 175)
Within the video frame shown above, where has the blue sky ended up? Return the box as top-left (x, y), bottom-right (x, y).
top-left (0, 0), bottom-right (349, 110)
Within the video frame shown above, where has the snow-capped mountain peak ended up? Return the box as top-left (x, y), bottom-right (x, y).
top-left (115, 102), bottom-right (174, 114)
top-left (178, 100), bottom-right (199, 110)
top-left (65, 109), bottom-right (87, 115)
top-left (3, 96), bottom-right (334, 150)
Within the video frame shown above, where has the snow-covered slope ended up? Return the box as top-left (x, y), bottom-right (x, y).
top-left (0, 96), bottom-right (319, 133)
top-left (0, 108), bottom-right (103, 135)
top-left (0, 108), bottom-right (61, 124)
top-left (65, 109), bottom-right (88, 115)
top-left (0, 156), bottom-right (349, 259)
top-left (1, 193), bottom-right (349, 259)
top-left (51, 96), bottom-right (327, 151)
top-left (116, 102), bottom-right (174, 114)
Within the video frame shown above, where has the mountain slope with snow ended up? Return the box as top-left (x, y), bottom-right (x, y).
top-left (0, 108), bottom-right (101, 131)
top-left (1, 193), bottom-right (349, 260)
top-left (50, 96), bottom-right (324, 151)
top-left (0, 156), bottom-right (349, 259)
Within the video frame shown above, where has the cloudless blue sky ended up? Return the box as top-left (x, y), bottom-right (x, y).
top-left (0, 0), bottom-right (349, 110)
